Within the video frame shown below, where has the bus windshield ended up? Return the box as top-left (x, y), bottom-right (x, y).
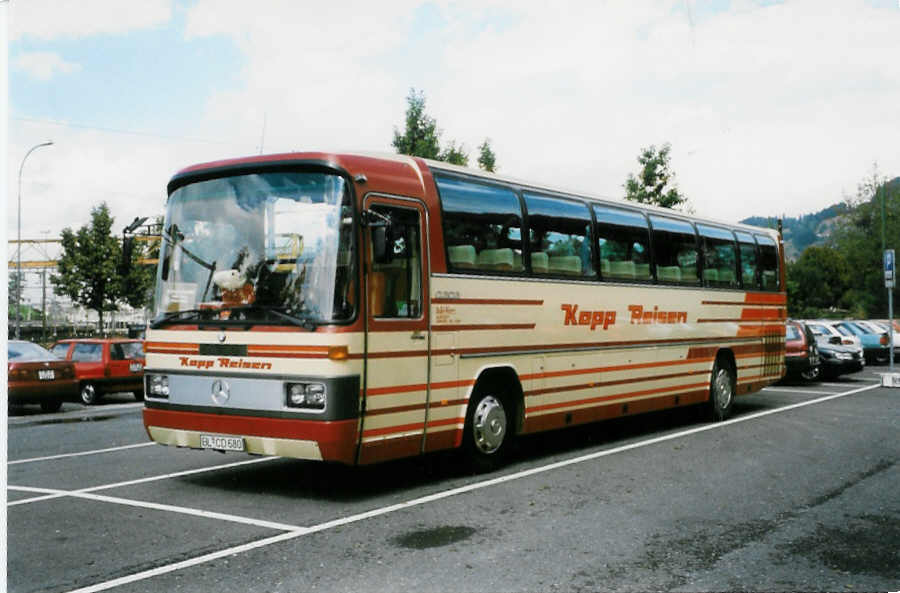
top-left (153, 171), bottom-right (355, 327)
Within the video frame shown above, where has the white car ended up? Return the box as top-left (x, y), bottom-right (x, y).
top-left (805, 320), bottom-right (863, 353)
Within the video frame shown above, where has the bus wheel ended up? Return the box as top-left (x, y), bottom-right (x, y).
top-left (462, 392), bottom-right (511, 472)
top-left (707, 358), bottom-right (735, 422)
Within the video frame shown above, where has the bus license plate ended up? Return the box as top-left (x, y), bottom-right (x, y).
top-left (38, 369), bottom-right (55, 381)
top-left (200, 434), bottom-right (245, 452)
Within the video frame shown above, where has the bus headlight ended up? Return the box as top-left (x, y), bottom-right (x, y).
top-left (148, 374), bottom-right (170, 398)
top-left (285, 382), bottom-right (326, 410)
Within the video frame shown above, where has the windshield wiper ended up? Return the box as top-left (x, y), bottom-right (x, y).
top-left (150, 308), bottom-right (213, 329)
top-left (163, 224), bottom-right (217, 301)
top-left (222, 304), bottom-right (319, 330)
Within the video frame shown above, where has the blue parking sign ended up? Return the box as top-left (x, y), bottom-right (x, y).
top-left (886, 249), bottom-right (895, 287)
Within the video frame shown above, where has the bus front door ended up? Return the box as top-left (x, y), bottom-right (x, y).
top-left (360, 197), bottom-right (430, 464)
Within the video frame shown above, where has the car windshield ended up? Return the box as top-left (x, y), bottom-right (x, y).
top-left (785, 325), bottom-right (801, 340)
top-left (8, 341), bottom-right (58, 362)
top-left (154, 171), bottom-right (356, 327)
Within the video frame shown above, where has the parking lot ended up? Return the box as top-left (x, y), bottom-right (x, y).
top-left (7, 370), bottom-right (900, 592)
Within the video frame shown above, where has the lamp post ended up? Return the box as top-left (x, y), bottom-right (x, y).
top-left (16, 140), bottom-right (53, 339)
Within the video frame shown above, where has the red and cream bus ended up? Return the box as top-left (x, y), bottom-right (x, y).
top-left (142, 152), bottom-right (785, 469)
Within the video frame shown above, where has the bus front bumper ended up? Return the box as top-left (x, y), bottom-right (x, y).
top-left (143, 408), bottom-right (359, 465)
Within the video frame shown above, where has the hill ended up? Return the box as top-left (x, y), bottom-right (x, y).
top-left (741, 203), bottom-right (848, 261)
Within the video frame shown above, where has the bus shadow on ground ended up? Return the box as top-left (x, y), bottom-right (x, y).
top-left (178, 402), bottom-right (765, 502)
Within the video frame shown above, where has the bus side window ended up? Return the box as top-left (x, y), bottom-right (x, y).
top-left (649, 215), bottom-right (699, 285)
top-left (755, 234), bottom-right (780, 291)
top-left (525, 193), bottom-right (595, 278)
top-left (435, 175), bottom-right (524, 275)
top-left (697, 224), bottom-right (739, 289)
top-left (735, 231), bottom-right (759, 290)
top-left (593, 205), bottom-right (651, 282)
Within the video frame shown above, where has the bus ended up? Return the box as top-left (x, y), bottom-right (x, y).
top-left (142, 151), bottom-right (785, 470)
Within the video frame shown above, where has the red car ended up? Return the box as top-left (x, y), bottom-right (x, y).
top-left (50, 338), bottom-right (145, 405)
top-left (8, 340), bottom-right (78, 413)
top-left (784, 320), bottom-right (821, 381)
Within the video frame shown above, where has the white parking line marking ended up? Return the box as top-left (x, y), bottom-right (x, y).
top-left (8, 442), bottom-right (156, 465)
top-left (62, 382), bottom-right (882, 593)
top-left (8, 485), bottom-right (302, 531)
top-left (761, 388), bottom-right (836, 395)
top-left (8, 457), bottom-right (278, 507)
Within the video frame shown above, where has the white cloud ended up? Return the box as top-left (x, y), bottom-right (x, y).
top-left (9, 0), bottom-right (171, 40)
top-left (175, 0), bottom-right (900, 222)
top-left (14, 51), bottom-right (81, 81)
top-left (7, 0), bottom-right (900, 252)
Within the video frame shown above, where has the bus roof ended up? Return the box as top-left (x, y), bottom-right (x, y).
top-left (169, 150), bottom-right (781, 241)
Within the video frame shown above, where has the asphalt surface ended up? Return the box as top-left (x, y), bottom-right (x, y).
top-left (6, 370), bottom-right (900, 592)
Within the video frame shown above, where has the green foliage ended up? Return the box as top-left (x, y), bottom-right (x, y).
top-left (50, 203), bottom-right (152, 331)
top-left (786, 246), bottom-right (851, 318)
top-left (8, 271), bottom-right (24, 306)
top-left (439, 141), bottom-right (469, 166)
top-left (785, 169), bottom-right (899, 319)
top-left (392, 89), bottom-right (442, 160)
top-left (477, 139), bottom-right (497, 172)
top-left (392, 88), bottom-right (497, 170)
top-left (624, 143), bottom-right (690, 211)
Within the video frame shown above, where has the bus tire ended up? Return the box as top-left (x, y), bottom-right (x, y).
top-left (462, 390), bottom-right (512, 473)
top-left (707, 356), bottom-right (735, 422)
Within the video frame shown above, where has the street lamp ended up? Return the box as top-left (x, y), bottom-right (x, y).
top-left (16, 140), bottom-right (54, 339)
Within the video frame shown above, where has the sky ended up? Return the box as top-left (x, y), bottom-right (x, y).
top-left (5, 0), bottom-right (900, 255)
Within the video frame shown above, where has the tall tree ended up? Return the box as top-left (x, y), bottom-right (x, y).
top-left (392, 88), bottom-right (494, 169)
top-left (478, 139), bottom-right (497, 172)
top-left (51, 203), bottom-right (151, 332)
top-left (392, 88), bottom-right (442, 160)
top-left (624, 143), bottom-right (691, 210)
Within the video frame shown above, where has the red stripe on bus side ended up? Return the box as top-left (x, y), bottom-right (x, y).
top-left (526, 382), bottom-right (710, 414)
top-left (432, 298), bottom-right (543, 306)
top-left (431, 323), bottom-right (536, 332)
top-left (524, 369), bottom-right (710, 398)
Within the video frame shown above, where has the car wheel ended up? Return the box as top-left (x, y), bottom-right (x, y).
top-left (80, 383), bottom-right (99, 405)
top-left (706, 356), bottom-right (735, 422)
top-left (800, 366), bottom-right (820, 382)
top-left (462, 391), bottom-right (512, 473)
top-left (40, 400), bottom-right (63, 413)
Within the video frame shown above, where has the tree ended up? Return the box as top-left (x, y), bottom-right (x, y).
top-left (786, 246), bottom-right (851, 318)
top-left (828, 167), bottom-right (900, 318)
top-left (392, 88), bottom-right (497, 169)
top-left (477, 139), bottom-right (497, 172)
top-left (439, 140), bottom-right (469, 166)
top-left (624, 143), bottom-right (691, 210)
top-left (51, 203), bottom-right (151, 332)
top-left (392, 88), bottom-right (442, 160)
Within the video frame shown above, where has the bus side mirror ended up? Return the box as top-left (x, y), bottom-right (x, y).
top-left (120, 236), bottom-right (135, 276)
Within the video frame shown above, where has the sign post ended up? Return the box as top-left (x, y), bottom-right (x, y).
top-left (884, 249), bottom-right (898, 386)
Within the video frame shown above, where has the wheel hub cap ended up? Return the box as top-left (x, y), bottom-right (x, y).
top-left (472, 396), bottom-right (507, 455)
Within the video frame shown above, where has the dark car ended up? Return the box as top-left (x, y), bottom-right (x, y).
top-left (50, 338), bottom-right (145, 405)
top-left (814, 335), bottom-right (865, 380)
top-left (8, 340), bottom-right (78, 413)
top-left (784, 320), bottom-right (820, 381)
